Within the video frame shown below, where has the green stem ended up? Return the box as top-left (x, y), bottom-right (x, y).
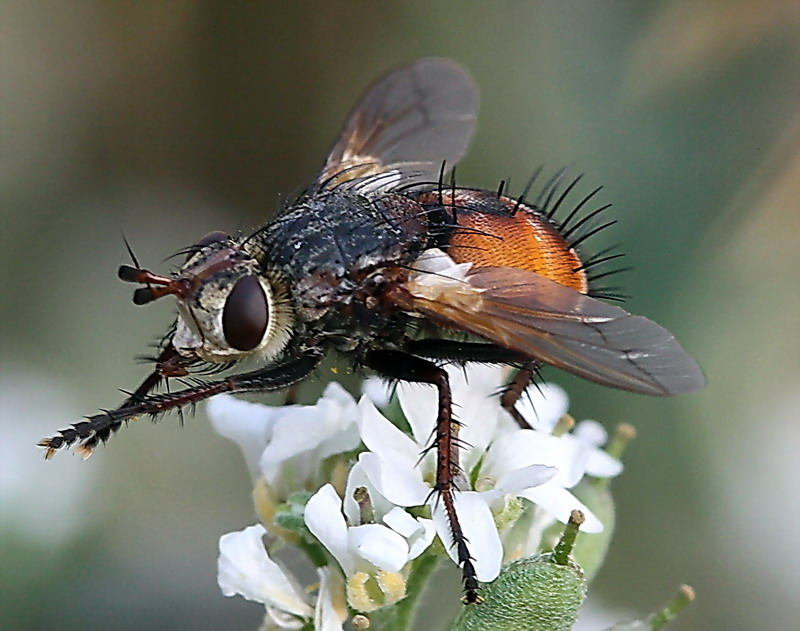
top-left (298, 538), bottom-right (328, 568)
top-left (552, 510), bottom-right (584, 565)
top-left (369, 553), bottom-right (440, 631)
top-left (647, 585), bottom-right (695, 630)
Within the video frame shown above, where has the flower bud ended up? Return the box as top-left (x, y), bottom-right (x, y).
top-left (449, 554), bottom-right (586, 631)
top-left (452, 513), bottom-right (587, 631)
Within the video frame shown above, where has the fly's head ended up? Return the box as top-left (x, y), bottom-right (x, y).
top-left (120, 231), bottom-right (295, 365)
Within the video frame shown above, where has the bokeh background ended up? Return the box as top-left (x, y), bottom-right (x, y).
top-left (2, 2), bottom-right (798, 630)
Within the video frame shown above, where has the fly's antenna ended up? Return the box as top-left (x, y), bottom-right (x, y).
top-left (122, 232), bottom-right (142, 269)
top-left (117, 265), bottom-right (189, 305)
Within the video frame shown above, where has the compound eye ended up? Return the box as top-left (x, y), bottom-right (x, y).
top-left (222, 275), bottom-right (269, 351)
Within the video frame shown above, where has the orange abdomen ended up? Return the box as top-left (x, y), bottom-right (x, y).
top-left (421, 189), bottom-right (588, 293)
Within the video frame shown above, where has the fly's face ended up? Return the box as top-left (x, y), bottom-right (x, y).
top-left (121, 232), bottom-right (295, 365)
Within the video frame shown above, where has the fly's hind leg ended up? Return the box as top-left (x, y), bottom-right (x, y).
top-left (405, 339), bottom-right (542, 431)
top-left (364, 349), bottom-right (481, 604)
top-left (499, 361), bottom-right (543, 430)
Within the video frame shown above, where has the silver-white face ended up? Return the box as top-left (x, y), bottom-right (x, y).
top-left (171, 241), bottom-right (294, 364)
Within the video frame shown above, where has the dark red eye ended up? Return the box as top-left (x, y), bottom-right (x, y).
top-left (222, 276), bottom-right (269, 351)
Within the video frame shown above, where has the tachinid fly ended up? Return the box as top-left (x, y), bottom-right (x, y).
top-left (41, 58), bottom-right (704, 603)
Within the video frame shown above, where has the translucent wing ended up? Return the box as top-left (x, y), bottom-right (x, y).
top-left (395, 265), bottom-right (705, 396)
top-left (318, 58), bottom-right (478, 190)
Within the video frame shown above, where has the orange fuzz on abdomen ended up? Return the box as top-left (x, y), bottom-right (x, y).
top-left (427, 189), bottom-right (589, 293)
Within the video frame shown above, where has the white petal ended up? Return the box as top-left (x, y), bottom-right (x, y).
top-left (448, 365), bottom-right (505, 471)
top-left (358, 453), bottom-right (430, 507)
top-left (361, 377), bottom-right (392, 408)
top-left (407, 518), bottom-right (436, 560)
top-left (573, 421), bottom-right (623, 478)
top-left (396, 364), bottom-right (505, 474)
top-left (555, 440), bottom-right (594, 488)
top-left (264, 608), bottom-right (304, 630)
top-left (382, 507), bottom-right (420, 538)
top-left (217, 524), bottom-right (312, 617)
top-left (304, 485), bottom-right (354, 575)
top-left (207, 394), bottom-right (278, 475)
top-left (518, 484), bottom-right (604, 533)
top-left (357, 398), bottom-right (421, 468)
top-left (484, 429), bottom-right (565, 481)
top-left (514, 383), bottom-right (569, 433)
top-left (454, 363), bottom-right (507, 398)
top-left (261, 384), bottom-right (356, 476)
top-left (573, 420), bottom-right (607, 446)
top-left (585, 449), bottom-right (623, 478)
top-left (431, 492), bottom-right (503, 582)
top-left (494, 464), bottom-right (558, 496)
top-left (320, 381), bottom-right (357, 409)
top-left (342, 461), bottom-right (396, 524)
top-left (397, 381), bottom-right (438, 448)
top-left (316, 383), bottom-right (362, 459)
top-left (259, 404), bottom-right (332, 478)
top-left (314, 568), bottom-right (345, 631)
top-left (349, 523), bottom-right (410, 573)
top-left (382, 508), bottom-right (436, 560)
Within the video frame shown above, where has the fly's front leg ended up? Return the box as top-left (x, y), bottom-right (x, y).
top-left (40, 349), bottom-right (325, 458)
top-left (364, 349), bottom-right (480, 604)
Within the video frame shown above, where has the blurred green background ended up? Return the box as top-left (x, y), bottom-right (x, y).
top-left (2, 2), bottom-right (798, 630)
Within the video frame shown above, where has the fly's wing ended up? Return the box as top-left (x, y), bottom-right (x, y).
top-left (318, 58), bottom-right (478, 191)
top-left (394, 265), bottom-right (705, 396)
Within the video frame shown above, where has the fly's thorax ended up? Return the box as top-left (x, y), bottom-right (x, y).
top-left (171, 238), bottom-right (295, 364)
top-left (258, 189), bottom-right (431, 279)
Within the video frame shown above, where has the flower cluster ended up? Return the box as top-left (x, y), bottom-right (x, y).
top-left (210, 365), bottom-right (622, 629)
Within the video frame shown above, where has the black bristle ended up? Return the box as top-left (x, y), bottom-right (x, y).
top-left (561, 203), bottom-right (613, 240)
top-left (567, 219), bottom-right (617, 250)
top-left (496, 179), bottom-right (506, 198)
top-left (532, 166), bottom-right (568, 210)
top-left (559, 185), bottom-right (604, 232)
top-left (547, 173), bottom-right (583, 219)
top-left (512, 166), bottom-right (544, 215)
top-left (586, 266), bottom-right (632, 283)
top-left (572, 252), bottom-right (626, 274)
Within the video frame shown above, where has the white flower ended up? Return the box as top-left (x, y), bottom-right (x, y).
top-left (483, 430), bottom-right (606, 533)
top-left (357, 396), bottom-right (555, 582)
top-left (218, 524), bottom-right (346, 630)
top-left (207, 382), bottom-right (361, 496)
top-left (355, 364), bottom-right (564, 583)
top-left (508, 382), bottom-right (570, 433)
top-left (219, 525), bottom-right (308, 626)
top-left (305, 483), bottom-right (435, 574)
top-left (355, 364), bottom-right (623, 582)
top-left (360, 377), bottom-right (392, 408)
top-left (212, 363), bottom-right (623, 616)
top-left (304, 483), bottom-right (435, 611)
top-left (513, 390), bottom-right (623, 485)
